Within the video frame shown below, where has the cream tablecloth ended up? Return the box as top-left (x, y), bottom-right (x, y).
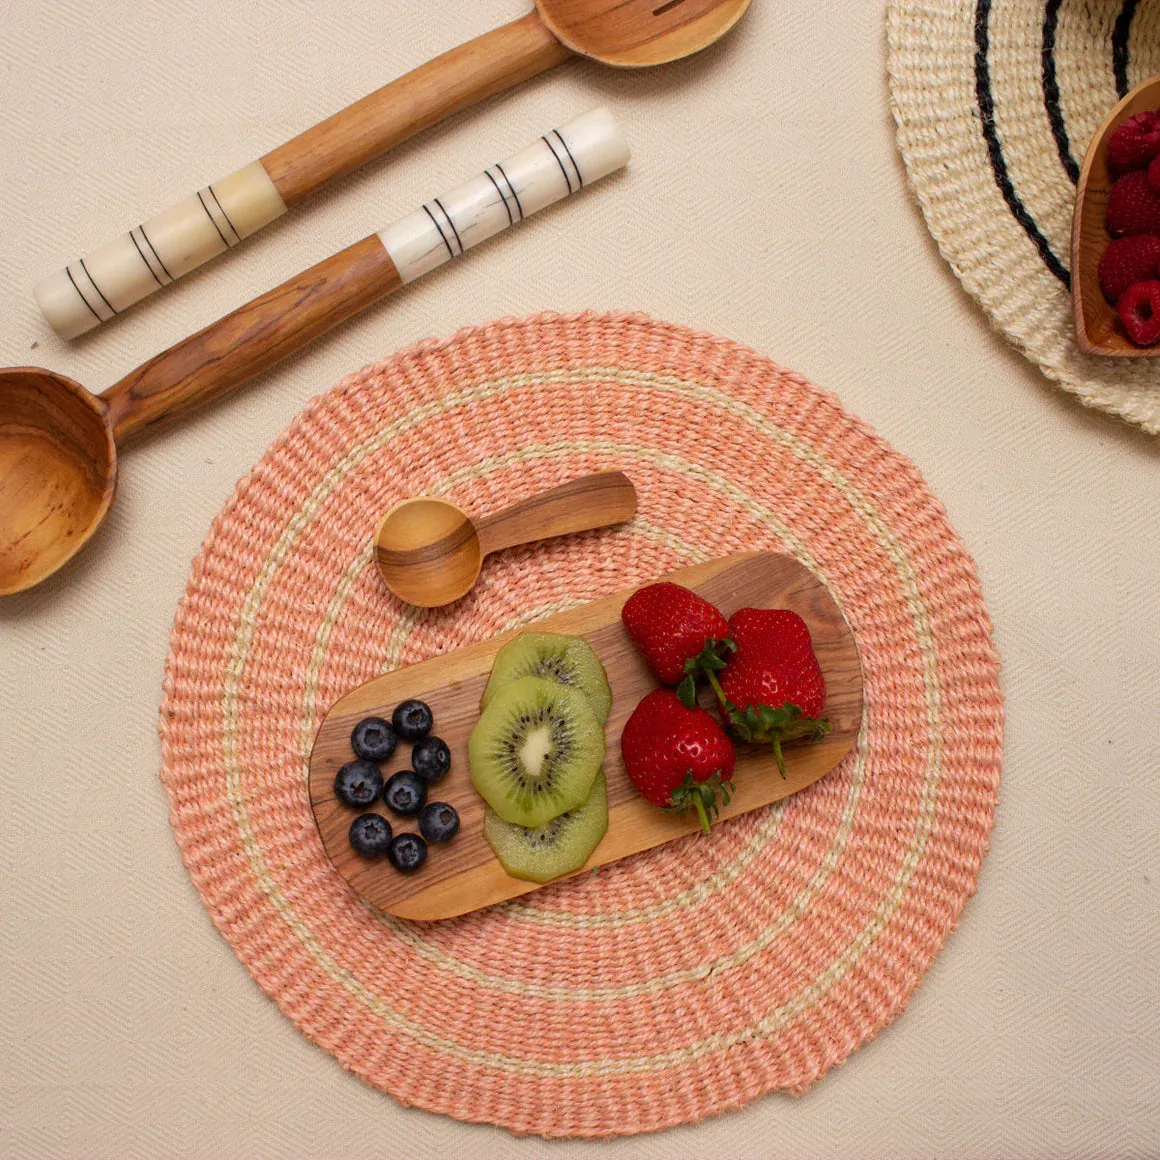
top-left (1, 0), bottom-right (1157, 1156)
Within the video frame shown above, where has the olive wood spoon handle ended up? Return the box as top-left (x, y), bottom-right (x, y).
top-left (474, 471), bottom-right (638, 557)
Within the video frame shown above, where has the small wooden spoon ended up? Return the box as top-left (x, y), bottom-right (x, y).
top-left (1071, 73), bottom-right (1160, 357)
top-left (0, 110), bottom-right (627, 596)
top-left (375, 472), bottom-right (638, 607)
top-left (38, 0), bottom-right (753, 339)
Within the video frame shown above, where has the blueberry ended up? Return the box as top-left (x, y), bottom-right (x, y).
top-left (349, 813), bottom-right (392, 857)
top-left (392, 699), bottom-right (433, 740)
top-left (350, 716), bottom-right (397, 763)
top-left (382, 770), bottom-right (426, 816)
top-left (388, 832), bottom-right (428, 873)
top-left (334, 759), bottom-right (383, 808)
top-left (411, 735), bottom-right (451, 783)
top-left (418, 802), bottom-right (459, 843)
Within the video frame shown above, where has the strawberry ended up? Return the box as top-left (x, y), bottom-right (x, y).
top-left (1107, 111), bottom-right (1160, 175)
top-left (621, 582), bottom-right (732, 696)
top-left (715, 608), bottom-right (829, 778)
top-left (1098, 235), bottom-right (1160, 304)
top-left (1106, 171), bottom-right (1160, 237)
top-left (1117, 280), bottom-right (1160, 346)
top-left (620, 689), bottom-right (735, 834)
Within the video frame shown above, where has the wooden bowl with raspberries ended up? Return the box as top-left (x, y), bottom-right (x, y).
top-left (1072, 74), bottom-right (1160, 356)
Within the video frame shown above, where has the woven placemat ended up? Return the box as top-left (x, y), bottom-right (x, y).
top-left (888, 0), bottom-right (1160, 432)
top-left (160, 312), bottom-right (1003, 1137)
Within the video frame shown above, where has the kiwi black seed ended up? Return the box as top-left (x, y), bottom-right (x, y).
top-left (468, 675), bottom-right (605, 828)
top-left (484, 771), bottom-right (608, 883)
top-left (480, 633), bottom-right (612, 724)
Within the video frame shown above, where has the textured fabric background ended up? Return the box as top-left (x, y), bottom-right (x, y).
top-left (0, 1), bottom-right (1157, 1158)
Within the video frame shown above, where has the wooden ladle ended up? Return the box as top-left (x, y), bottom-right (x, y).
top-left (374, 472), bottom-right (638, 607)
top-left (37, 0), bottom-right (753, 339)
top-left (1071, 73), bottom-right (1160, 356)
top-left (0, 109), bottom-right (628, 596)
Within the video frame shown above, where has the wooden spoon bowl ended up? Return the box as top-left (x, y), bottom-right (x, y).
top-left (374, 472), bottom-right (638, 607)
top-left (1071, 73), bottom-right (1160, 357)
top-left (536, 0), bottom-right (752, 67)
top-left (0, 369), bottom-right (116, 595)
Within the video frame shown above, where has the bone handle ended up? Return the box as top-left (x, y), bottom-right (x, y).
top-left (100, 108), bottom-right (629, 442)
top-left (34, 12), bottom-right (570, 341)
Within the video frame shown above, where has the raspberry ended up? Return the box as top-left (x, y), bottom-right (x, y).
top-left (1098, 235), bottom-right (1160, 303)
top-left (1149, 153), bottom-right (1160, 194)
top-left (1116, 280), bottom-right (1160, 346)
top-left (1107, 111), bottom-right (1160, 175)
top-left (1106, 171), bottom-right (1160, 237)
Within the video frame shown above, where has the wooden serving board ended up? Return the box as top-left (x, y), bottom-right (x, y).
top-left (308, 552), bottom-right (863, 920)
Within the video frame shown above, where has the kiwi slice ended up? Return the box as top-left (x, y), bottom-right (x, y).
top-left (481, 632), bottom-right (612, 724)
top-left (485, 770), bottom-right (608, 883)
top-left (469, 675), bottom-right (605, 827)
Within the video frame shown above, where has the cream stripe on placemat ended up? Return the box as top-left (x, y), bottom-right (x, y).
top-left (160, 312), bottom-right (1001, 1137)
top-left (888, 0), bottom-right (1160, 432)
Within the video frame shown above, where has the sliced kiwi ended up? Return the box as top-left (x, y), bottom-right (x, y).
top-left (481, 632), bottom-right (612, 724)
top-left (469, 675), bottom-right (605, 827)
top-left (485, 770), bottom-right (608, 883)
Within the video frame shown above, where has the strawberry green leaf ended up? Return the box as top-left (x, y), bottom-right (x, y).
top-left (665, 772), bottom-right (734, 835)
top-left (676, 639), bottom-right (737, 709)
top-left (723, 701), bottom-right (831, 779)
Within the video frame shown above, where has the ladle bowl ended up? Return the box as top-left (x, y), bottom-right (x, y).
top-left (0, 369), bottom-right (117, 595)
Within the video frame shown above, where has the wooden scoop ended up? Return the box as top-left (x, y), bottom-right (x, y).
top-left (0, 109), bottom-right (628, 596)
top-left (36, 0), bottom-right (752, 340)
top-left (1071, 73), bottom-right (1160, 357)
top-left (375, 472), bottom-right (638, 607)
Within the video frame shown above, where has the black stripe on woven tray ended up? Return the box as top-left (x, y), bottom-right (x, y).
top-left (974, 0), bottom-right (1070, 286)
top-left (1041, 0), bottom-right (1079, 184)
top-left (1113, 0), bottom-right (1140, 98)
top-left (1043, 0), bottom-right (1142, 184)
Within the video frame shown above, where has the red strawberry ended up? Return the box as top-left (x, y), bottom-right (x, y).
top-left (1106, 171), bottom-right (1160, 237)
top-left (717, 608), bottom-right (829, 778)
top-left (1098, 235), bottom-right (1160, 304)
top-left (1106, 111), bottom-right (1160, 175)
top-left (620, 689), bottom-right (736, 833)
top-left (1150, 153), bottom-right (1160, 194)
top-left (1117, 280), bottom-right (1160, 346)
top-left (622, 582), bottom-right (731, 690)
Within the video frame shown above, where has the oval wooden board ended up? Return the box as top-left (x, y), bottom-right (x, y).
top-left (308, 552), bottom-right (863, 921)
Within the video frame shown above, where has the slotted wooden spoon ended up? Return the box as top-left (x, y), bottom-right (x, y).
top-left (37, 0), bottom-right (753, 340)
top-left (1071, 73), bottom-right (1160, 357)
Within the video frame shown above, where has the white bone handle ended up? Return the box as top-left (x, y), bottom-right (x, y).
top-left (35, 162), bottom-right (287, 341)
top-left (32, 12), bottom-right (571, 341)
top-left (379, 106), bottom-right (628, 283)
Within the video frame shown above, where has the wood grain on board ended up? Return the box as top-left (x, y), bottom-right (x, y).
top-left (308, 551), bottom-right (863, 921)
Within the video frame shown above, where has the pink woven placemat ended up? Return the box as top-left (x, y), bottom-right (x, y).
top-left (160, 311), bottom-right (1003, 1138)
